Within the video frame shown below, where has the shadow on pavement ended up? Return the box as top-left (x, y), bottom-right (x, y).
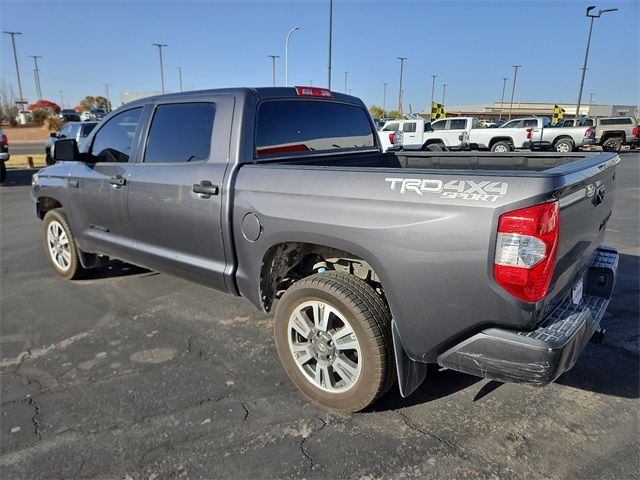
top-left (1, 168), bottom-right (40, 187)
top-left (81, 260), bottom-right (155, 280)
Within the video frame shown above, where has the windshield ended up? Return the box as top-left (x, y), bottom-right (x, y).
top-left (256, 100), bottom-right (375, 158)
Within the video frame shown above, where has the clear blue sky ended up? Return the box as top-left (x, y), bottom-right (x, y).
top-left (2, 0), bottom-right (638, 111)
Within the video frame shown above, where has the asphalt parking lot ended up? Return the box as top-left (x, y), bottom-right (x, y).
top-left (1, 155), bottom-right (638, 479)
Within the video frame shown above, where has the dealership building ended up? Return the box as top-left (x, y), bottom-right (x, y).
top-left (430, 102), bottom-right (639, 120)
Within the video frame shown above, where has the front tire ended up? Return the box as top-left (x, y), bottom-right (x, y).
top-left (42, 209), bottom-right (87, 280)
top-left (554, 138), bottom-right (574, 153)
top-left (274, 271), bottom-right (395, 413)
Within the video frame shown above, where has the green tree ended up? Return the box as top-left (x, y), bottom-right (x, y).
top-left (79, 96), bottom-right (96, 111)
top-left (95, 96), bottom-right (111, 111)
top-left (369, 105), bottom-right (384, 119)
top-left (386, 110), bottom-right (400, 119)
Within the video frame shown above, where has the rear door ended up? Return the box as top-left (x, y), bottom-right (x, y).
top-left (401, 121), bottom-right (419, 147)
top-left (125, 96), bottom-right (234, 291)
top-left (442, 118), bottom-right (468, 147)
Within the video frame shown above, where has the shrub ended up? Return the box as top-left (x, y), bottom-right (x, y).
top-left (31, 108), bottom-right (50, 126)
top-left (43, 116), bottom-right (63, 132)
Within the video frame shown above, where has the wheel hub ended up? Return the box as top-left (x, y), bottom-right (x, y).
top-left (310, 331), bottom-right (335, 361)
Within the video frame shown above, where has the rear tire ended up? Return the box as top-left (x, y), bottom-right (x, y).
top-left (491, 141), bottom-right (512, 152)
top-left (554, 138), bottom-right (574, 153)
top-left (274, 271), bottom-right (395, 413)
top-left (0, 162), bottom-right (6, 183)
top-left (42, 209), bottom-right (87, 280)
top-left (602, 137), bottom-right (622, 152)
top-left (424, 143), bottom-right (444, 152)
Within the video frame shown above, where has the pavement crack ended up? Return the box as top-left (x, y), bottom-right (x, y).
top-left (241, 401), bottom-right (250, 421)
top-left (28, 397), bottom-right (42, 440)
top-left (300, 417), bottom-right (328, 473)
top-left (397, 410), bottom-right (458, 453)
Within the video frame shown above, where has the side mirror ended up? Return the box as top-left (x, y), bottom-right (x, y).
top-left (50, 132), bottom-right (57, 138)
top-left (54, 138), bottom-right (80, 162)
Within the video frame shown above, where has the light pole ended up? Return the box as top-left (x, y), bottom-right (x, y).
top-left (29, 55), bottom-right (42, 100)
top-left (344, 71), bottom-right (348, 94)
top-left (3, 31), bottom-right (25, 111)
top-left (104, 83), bottom-right (111, 112)
top-left (498, 77), bottom-right (508, 120)
top-left (430, 74), bottom-right (437, 111)
top-left (285, 26), bottom-right (300, 87)
top-left (575, 6), bottom-right (617, 119)
top-left (152, 43), bottom-right (167, 94)
top-left (588, 92), bottom-right (595, 113)
top-left (383, 82), bottom-right (388, 117)
top-left (397, 57), bottom-right (406, 115)
top-left (178, 67), bottom-right (183, 92)
top-left (327, 0), bottom-right (333, 89)
top-left (507, 65), bottom-right (522, 120)
top-left (442, 84), bottom-right (447, 105)
top-left (268, 55), bottom-right (279, 87)
top-left (59, 90), bottom-right (64, 109)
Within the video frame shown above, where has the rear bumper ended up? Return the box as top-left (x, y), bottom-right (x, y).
top-left (438, 245), bottom-right (618, 385)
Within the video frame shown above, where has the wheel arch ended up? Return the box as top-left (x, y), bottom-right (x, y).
top-left (488, 136), bottom-right (514, 149)
top-left (36, 196), bottom-right (63, 219)
top-left (421, 138), bottom-right (446, 149)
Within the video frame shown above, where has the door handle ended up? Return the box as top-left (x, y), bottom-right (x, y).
top-left (109, 175), bottom-right (126, 187)
top-left (193, 180), bottom-right (219, 197)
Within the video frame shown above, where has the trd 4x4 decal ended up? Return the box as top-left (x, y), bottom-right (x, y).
top-left (385, 178), bottom-right (508, 202)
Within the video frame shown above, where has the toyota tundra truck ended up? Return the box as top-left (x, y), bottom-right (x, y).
top-left (32, 87), bottom-right (619, 412)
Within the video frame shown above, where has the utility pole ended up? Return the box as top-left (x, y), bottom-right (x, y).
top-left (268, 55), bottom-right (279, 87)
top-left (327, 0), bottom-right (333, 89)
top-left (59, 90), bottom-right (64, 108)
top-left (152, 43), bottom-right (167, 94)
top-left (508, 65), bottom-right (522, 120)
top-left (430, 74), bottom-right (437, 111)
top-left (383, 82), bottom-right (388, 116)
top-left (397, 57), bottom-right (406, 115)
top-left (588, 92), bottom-right (595, 113)
top-left (344, 71), bottom-right (348, 94)
top-left (498, 77), bottom-right (508, 120)
top-left (442, 83), bottom-right (447, 105)
top-left (575, 6), bottom-right (617, 119)
top-left (29, 55), bottom-right (43, 100)
top-left (104, 83), bottom-right (111, 112)
top-left (285, 26), bottom-right (300, 87)
top-left (177, 67), bottom-right (183, 92)
top-left (3, 31), bottom-right (25, 111)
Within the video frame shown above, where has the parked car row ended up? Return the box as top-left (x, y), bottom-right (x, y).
top-left (377, 115), bottom-right (638, 153)
top-left (46, 121), bottom-right (99, 165)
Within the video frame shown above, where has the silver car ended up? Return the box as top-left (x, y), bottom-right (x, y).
top-left (46, 122), bottom-right (98, 165)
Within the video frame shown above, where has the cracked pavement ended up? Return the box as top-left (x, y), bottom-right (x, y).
top-left (1, 156), bottom-right (638, 479)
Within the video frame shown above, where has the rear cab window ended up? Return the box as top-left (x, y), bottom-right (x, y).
top-left (430, 120), bottom-right (446, 130)
top-left (448, 119), bottom-right (467, 130)
top-left (402, 122), bottom-right (416, 133)
top-left (600, 118), bottom-right (633, 126)
top-left (382, 122), bottom-right (399, 131)
top-left (255, 100), bottom-right (375, 159)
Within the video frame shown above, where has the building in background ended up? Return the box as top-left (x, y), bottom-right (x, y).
top-left (119, 91), bottom-right (162, 105)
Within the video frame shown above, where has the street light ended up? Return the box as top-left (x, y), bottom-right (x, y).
top-left (344, 71), bottom-right (348, 94)
top-left (575, 6), bottom-right (617, 119)
top-left (507, 65), bottom-right (522, 120)
top-left (383, 82), bottom-right (388, 117)
top-left (268, 55), bottom-right (279, 87)
top-left (178, 67), bottom-right (183, 92)
top-left (588, 92), bottom-right (595, 112)
top-left (29, 55), bottom-right (42, 100)
top-left (152, 43), bottom-right (167, 94)
top-left (498, 77), bottom-right (508, 120)
top-left (3, 31), bottom-right (25, 111)
top-left (442, 84), bottom-right (447, 105)
top-left (397, 57), bottom-right (406, 115)
top-left (285, 26), bottom-right (300, 87)
top-left (430, 74), bottom-right (437, 110)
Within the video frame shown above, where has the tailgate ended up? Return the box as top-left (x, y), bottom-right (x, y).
top-left (544, 153), bottom-right (619, 309)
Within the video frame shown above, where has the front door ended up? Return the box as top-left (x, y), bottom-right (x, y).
top-left (66, 107), bottom-right (144, 262)
top-left (126, 96), bottom-right (234, 291)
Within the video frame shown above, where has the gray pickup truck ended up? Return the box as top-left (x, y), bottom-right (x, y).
top-left (32, 87), bottom-right (619, 412)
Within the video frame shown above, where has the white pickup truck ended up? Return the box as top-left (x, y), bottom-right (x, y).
top-left (379, 117), bottom-right (475, 151)
top-left (526, 124), bottom-right (595, 152)
top-left (467, 117), bottom-right (551, 152)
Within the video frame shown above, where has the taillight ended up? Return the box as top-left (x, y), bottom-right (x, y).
top-left (584, 127), bottom-right (593, 137)
top-left (633, 127), bottom-right (639, 136)
top-left (526, 128), bottom-right (533, 140)
top-left (1, 134), bottom-right (7, 147)
top-left (389, 132), bottom-right (396, 144)
top-left (295, 86), bottom-right (333, 98)
top-left (494, 202), bottom-right (559, 302)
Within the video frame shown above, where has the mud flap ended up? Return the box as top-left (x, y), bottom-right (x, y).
top-left (392, 320), bottom-right (428, 397)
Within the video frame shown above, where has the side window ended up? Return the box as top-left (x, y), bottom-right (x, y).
top-left (523, 119), bottom-right (538, 127)
top-left (502, 120), bottom-right (520, 128)
top-left (431, 120), bottom-right (446, 130)
top-left (382, 122), bottom-right (399, 131)
top-left (81, 123), bottom-right (97, 137)
top-left (402, 122), bottom-right (416, 133)
top-left (144, 103), bottom-right (215, 164)
top-left (58, 125), bottom-right (72, 138)
top-left (472, 118), bottom-right (478, 128)
top-left (449, 119), bottom-right (467, 130)
top-left (90, 108), bottom-right (142, 163)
